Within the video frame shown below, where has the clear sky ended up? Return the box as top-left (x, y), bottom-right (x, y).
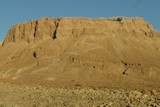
top-left (0, 0), bottom-right (160, 41)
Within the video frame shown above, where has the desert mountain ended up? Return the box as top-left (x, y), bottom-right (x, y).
top-left (0, 17), bottom-right (160, 89)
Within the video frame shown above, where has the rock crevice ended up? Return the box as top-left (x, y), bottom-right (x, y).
top-left (53, 19), bottom-right (61, 39)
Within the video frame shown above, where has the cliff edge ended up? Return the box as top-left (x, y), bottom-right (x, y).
top-left (3, 17), bottom-right (159, 45)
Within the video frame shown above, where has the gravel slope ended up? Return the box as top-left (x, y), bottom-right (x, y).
top-left (0, 82), bottom-right (160, 107)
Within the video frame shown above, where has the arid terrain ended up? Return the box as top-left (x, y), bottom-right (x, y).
top-left (0, 17), bottom-right (160, 106)
top-left (0, 82), bottom-right (160, 107)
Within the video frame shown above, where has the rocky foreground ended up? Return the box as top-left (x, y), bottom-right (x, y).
top-left (0, 82), bottom-right (159, 107)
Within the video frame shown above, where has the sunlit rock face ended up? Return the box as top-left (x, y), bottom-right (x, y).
top-left (0, 17), bottom-right (160, 89)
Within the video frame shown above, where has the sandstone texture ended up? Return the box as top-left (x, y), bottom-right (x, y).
top-left (0, 17), bottom-right (160, 90)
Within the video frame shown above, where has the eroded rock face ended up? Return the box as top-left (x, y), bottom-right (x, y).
top-left (2, 18), bottom-right (60, 45)
top-left (2, 17), bottom-right (158, 45)
top-left (1, 17), bottom-right (160, 89)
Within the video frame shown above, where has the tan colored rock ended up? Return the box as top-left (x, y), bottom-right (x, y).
top-left (151, 89), bottom-right (158, 96)
top-left (0, 17), bottom-right (160, 89)
top-left (2, 17), bottom-right (157, 46)
top-left (2, 18), bottom-right (60, 45)
top-left (142, 89), bottom-right (151, 96)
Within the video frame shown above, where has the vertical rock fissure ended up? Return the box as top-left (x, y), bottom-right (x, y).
top-left (34, 27), bottom-right (37, 37)
top-left (53, 19), bottom-right (60, 39)
top-left (13, 34), bottom-right (16, 42)
top-left (33, 51), bottom-right (37, 58)
top-left (34, 21), bottom-right (38, 37)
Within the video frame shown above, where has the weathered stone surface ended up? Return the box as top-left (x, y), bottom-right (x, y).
top-left (0, 17), bottom-right (160, 90)
top-left (2, 18), bottom-right (59, 45)
top-left (2, 17), bottom-right (159, 46)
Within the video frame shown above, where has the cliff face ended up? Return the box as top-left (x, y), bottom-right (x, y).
top-left (1, 17), bottom-right (160, 89)
top-left (2, 18), bottom-right (58, 45)
top-left (2, 17), bottom-right (158, 45)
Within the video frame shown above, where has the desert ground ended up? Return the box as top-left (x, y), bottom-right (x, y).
top-left (0, 82), bottom-right (159, 107)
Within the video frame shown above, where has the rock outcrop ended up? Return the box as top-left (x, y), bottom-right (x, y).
top-left (3, 17), bottom-right (159, 45)
top-left (2, 18), bottom-right (59, 45)
top-left (1, 17), bottom-right (160, 89)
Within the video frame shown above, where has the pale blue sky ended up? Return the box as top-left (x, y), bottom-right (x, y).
top-left (0, 0), bottom-right (160, 40)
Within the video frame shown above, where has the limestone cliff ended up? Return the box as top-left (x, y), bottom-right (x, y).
top-left (1, 17), bottom-right (160, 89)
top-left (2, 17), bottom-right (159, 45)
